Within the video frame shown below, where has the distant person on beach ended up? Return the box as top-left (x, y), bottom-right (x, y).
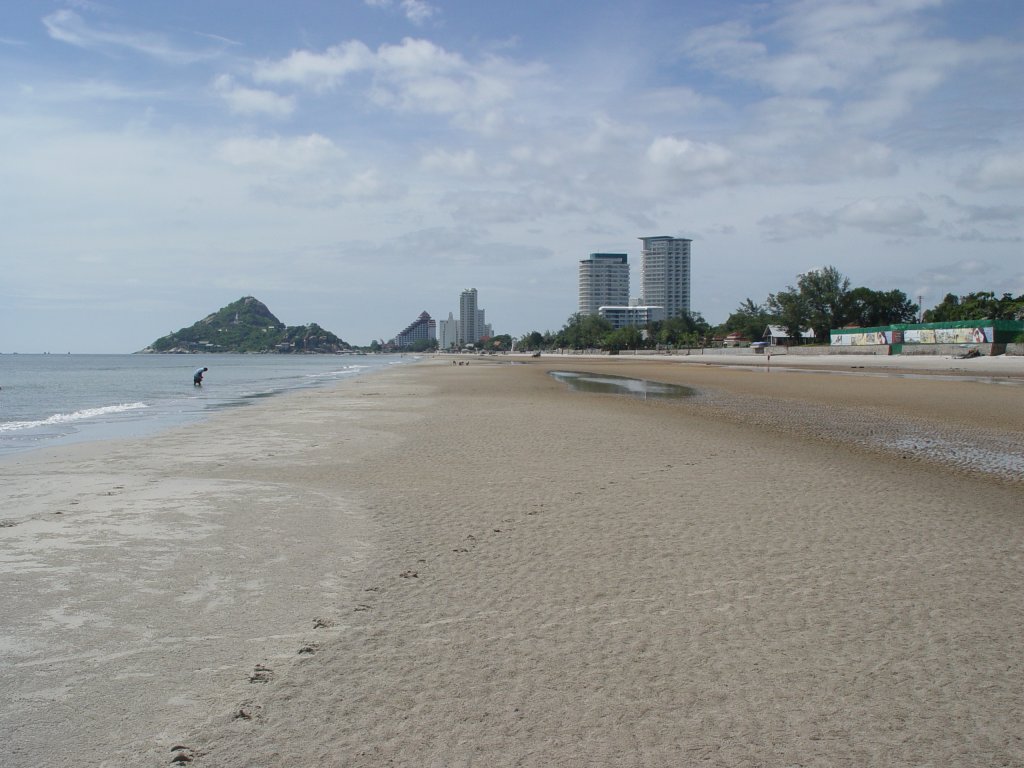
top-left (193, 367), bottom-right (208, 386)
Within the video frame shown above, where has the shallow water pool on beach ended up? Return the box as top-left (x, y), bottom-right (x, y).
top-left (549, 371), bottom-right (696, 400)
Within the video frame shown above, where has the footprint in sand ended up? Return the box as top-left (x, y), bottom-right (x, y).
top-left (249, 664), bottom-right (273, 683)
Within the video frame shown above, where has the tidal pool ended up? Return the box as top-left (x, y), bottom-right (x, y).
top-left (549, 371), bottom-right (695, 400)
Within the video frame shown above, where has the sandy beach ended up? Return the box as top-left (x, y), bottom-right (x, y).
top-left (2, 354), bottom-right (1023, 767)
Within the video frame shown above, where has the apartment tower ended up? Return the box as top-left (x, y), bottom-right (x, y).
top-left (640, 236), bottom-right (692, 319)
top-left (458, 288), bottom-right (480, 345)
top-left (578, 253), bottom-right (630, 316)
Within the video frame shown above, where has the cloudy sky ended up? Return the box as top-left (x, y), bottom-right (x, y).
top-left (2, 0), bottom-right (1022, 351)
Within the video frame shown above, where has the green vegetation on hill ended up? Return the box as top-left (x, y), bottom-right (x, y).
top-left (141, 296), bottom-right (350, 353)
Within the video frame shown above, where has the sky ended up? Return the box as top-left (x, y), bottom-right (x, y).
top-left (1, 0), bottom-right (1022, 352)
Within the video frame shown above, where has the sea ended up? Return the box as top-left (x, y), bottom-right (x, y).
top-left (0, 353), bottom-right (412, 459)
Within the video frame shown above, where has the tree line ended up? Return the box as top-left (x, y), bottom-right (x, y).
top-left (515, 266), bottom-right (1024, 352)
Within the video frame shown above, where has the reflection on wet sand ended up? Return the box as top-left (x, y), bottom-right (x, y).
top-left (549, 371), bottom-right (696, 400)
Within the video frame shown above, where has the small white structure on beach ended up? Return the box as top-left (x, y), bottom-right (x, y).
top-left (763, 325), bottom-right (816, 346)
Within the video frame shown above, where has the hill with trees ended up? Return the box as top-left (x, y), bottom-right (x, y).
top-left (140, 297), bottom-right (350, 354)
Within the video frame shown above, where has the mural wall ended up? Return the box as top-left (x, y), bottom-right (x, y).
top-left (831, 324), bottom-right (993, 346)
top-left (831, 330), bottom-right (889, 346)
top-left (902, 326), bottom-right (991, 344)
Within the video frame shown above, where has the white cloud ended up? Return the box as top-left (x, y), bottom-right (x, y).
top-left (250, 38), bottom-right (539, 130)
top-left (646, 137), bottom-right (734, 174)
top-left (217, 134), bottom-right (344, 171)
top-left (760, 209), bottom-right (837, 241)
top-left (960, 152), bottom-right (1024, 191)
top-left (761, 197), bottom-right (933, 240)
top-left (825, 140), bottom-right (897, 178)
top-left (364, 0), bottom-right (439, 26)
top-left (917, 258), bottom-right (998, 290)
top-left (681, 20), bottom-right (765, 80)
top-left (420, 148), bottom-right (481, 176)
top-left (253, 41), bottom-right (374, 91)
top-left (400, 0), bottom-right (437, 25)
top-left (681, 0), bottom-right (1004, 135)
top-left (213, 75), bottom-right (294, 118)
top-left (836, 198), bottom-right (930, 235)
top-left (959, 204), bottom-right (1024, 224)
top-left (42, 9), bottom-right (222, 64)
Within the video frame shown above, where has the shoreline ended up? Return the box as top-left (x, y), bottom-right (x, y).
top-left (3, 358), bottom-right (1022, 766)
top-left (0, 353), bottom-right (411, 463)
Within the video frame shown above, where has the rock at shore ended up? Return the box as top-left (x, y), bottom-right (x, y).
top-left (138, 296), bottom-right (350, 354)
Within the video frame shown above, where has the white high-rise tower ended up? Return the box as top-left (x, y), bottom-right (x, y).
top-left (578, 253), bottom-right (629, 316)
top-left (640, 236), bottom-right (692, 319)
top-left (459, 288), bottom-right (480, 345)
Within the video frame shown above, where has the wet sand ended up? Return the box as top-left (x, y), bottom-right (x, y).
top-left (2, 355), bottom-right (1022, 767)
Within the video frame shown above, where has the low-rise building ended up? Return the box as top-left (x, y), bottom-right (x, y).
top-left (598, 305), bottom-right (666, 329)
top-left (764, 325), bottom-right (816, 346)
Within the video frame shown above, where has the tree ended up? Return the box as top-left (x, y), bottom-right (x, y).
top-left (603, 325), bottom-right (644, 352)
top-left (767, 287), bottom-right (809, 343)
top-left (722, 298), bottom-right (775, 344)
top-left (646, 312), bottom-right (711, 347)
top-left (798, 266), bottom-right (850, 341)
top-left (924, 292), bottom-right (1024, 322)
top-left (555, 313), bottom-right (613, 349)
top-left (768, 266), bottom-right (849, 343)
top-left (518, 331), bottom-right (546, 351)
top-left (843, 287), bottom-right (918, 327)
top-left (488, 334), bottom-right (513, 351)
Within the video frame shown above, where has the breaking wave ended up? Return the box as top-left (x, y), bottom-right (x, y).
top-left (0, 402), bottom-right (149, 433)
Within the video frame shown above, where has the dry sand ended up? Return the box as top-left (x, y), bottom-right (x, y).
top-left (2, 355), bottom-right (1022, 767)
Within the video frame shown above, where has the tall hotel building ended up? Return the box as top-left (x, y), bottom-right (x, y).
top-left (578, 253), bottom-right (629, 316)
top-left (392, 311), bottom-right (436, 348)
top-left (438, 312), bottom-right (458, 350)
top-left (459, 288), bottom-right (481, 345)
top-left (640, 236), bottom-right (692, 319)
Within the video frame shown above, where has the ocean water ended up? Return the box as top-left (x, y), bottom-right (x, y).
top-left (0, 353), bottom-right (410, 458)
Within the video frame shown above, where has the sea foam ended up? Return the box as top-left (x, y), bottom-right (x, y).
top-left (0, 402), bottom-right (149, 433)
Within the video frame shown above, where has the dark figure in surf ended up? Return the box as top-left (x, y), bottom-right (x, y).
top-left (193, 367), bottom-right (208, 386)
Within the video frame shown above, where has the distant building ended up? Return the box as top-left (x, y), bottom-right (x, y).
top-left (723, 331), bottom-right (749, 347)
top-left (393, 311), bottom-right (436, 348)
top-left (599, 305), bottom-right (667, 329)
top-left (438, 312), bottom-right (458, 350)
top-left (459, 288), bottom-right (481, 345)
top-left (579, 253), bottom-right (629, 316)
top-left (640, 236), bottom-right (691, 319)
